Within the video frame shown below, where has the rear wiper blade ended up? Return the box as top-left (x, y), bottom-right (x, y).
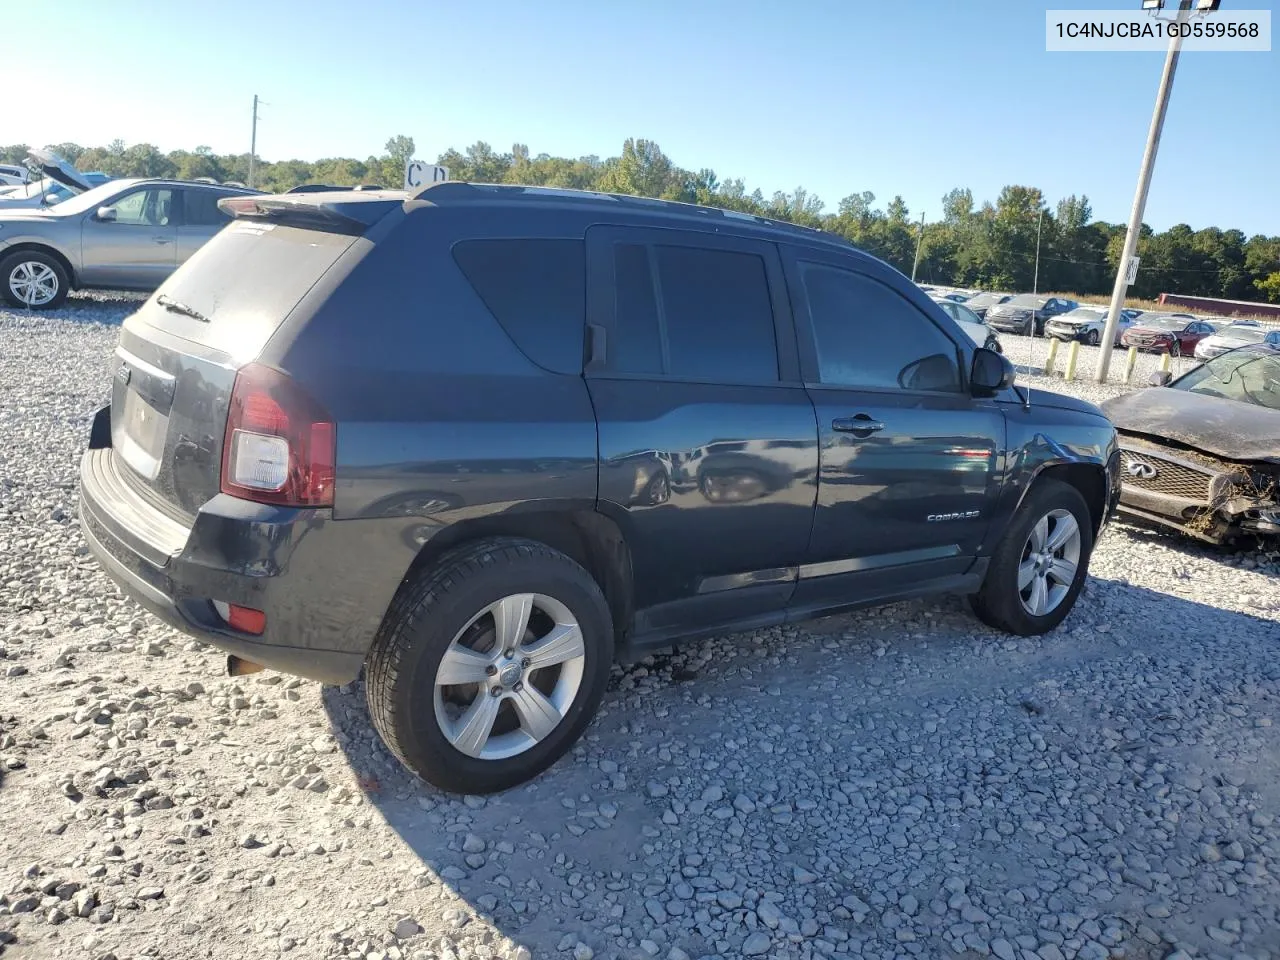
top-left (156, 294), bottom-right (208, 324)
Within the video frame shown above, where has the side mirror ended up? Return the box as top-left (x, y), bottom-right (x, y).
top-left (1148, 371), bottom-right (1173, 388)
top-left (970, 347), bottom-right (1016, 397)
top-left (95, 205), bottom-right (117, 222)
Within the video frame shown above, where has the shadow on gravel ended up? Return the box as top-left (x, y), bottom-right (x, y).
top-left (320, 580), bottom-right (1280, 957)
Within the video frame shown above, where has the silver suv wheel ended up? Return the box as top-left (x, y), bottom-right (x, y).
top-left (433, 592), bottom-right (587, 761)
top-left (8, 260), bottom-right (60, 306)
top-left (1017, 508), bottom-right (1081, 617)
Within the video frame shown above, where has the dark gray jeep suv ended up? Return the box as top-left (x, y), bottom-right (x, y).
top-left (79, 183), bottom-right (1122, 793)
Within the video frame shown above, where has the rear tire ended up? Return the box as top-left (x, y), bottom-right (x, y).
top-left (366, 537), bottom-right (614, 794)
top-left (1, 250), bottom-right (69, 309)
top-left (970, 478), bottom-right (1093, 636)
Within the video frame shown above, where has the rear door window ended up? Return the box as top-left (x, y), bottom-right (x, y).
top-left (452, 239), bottom-right (586, 375)
top-left (180, 189), bottom-right (233, 227)
top-left (605, 239), bottom-right (779, 383)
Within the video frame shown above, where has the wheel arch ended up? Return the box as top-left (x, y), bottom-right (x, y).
top-left (388, 509), bottom-right (635, 647)
top-left (0, 242), bottom-right (78, 289)
top-left (1026, 462), bottom-right (1108, 539)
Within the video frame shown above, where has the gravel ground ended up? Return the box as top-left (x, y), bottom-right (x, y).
top-left (2, 295), bottom-right (1279, 960)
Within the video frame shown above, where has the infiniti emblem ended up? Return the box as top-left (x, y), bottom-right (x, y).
top-left (1126, 460), bottom-right (1158, 480)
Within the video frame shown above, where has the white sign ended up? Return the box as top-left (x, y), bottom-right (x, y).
top-left (1125, 255), bottom-right (1141, 286)
top-left (404, 160), bottom-right (449, 190)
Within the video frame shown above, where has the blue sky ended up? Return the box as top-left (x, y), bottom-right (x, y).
top-left (11, 0), bottom-right (1278, 234)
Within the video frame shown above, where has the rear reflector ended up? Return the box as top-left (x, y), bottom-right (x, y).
top-left (213, 600), bottom-right (266, 635)
top-left (220, 362), bottom-right (335, 508)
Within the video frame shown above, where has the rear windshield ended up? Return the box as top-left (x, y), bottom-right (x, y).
top-left (139, 220), bottom-right (356, 358)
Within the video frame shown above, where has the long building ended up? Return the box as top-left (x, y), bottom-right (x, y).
top-left (1157, 292), bottom-right (1280, 320)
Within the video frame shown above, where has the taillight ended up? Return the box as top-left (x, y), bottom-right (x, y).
top-left (220, 362), bottom-right (335, 507)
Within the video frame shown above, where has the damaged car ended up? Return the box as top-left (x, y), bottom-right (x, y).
top-left (1100, 343), bottom-right (1280, 544)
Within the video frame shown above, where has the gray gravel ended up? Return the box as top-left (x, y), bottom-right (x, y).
top-left (2, 295), bottom-right (1279, 960)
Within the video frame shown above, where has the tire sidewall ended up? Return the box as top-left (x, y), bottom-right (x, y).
top-left (981, 480), bottom-right (1094, 635)
top-left (386, 550), bottom-right (612, 792)
top-left (1, 251), bottom-right (69, 310)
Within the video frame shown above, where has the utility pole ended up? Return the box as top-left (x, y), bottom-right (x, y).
top-left (1033, 208), bottom-right (1044, 295)
top-left (248, 94), bottom-right (260, 189)
top-left (910, 210), bottom-right (926, 283)
top-left (1096, 0), bottom-right (1194, 382)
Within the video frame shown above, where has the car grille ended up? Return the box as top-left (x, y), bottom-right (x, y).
top-left (1119, 449), bottom-right (1217, 502)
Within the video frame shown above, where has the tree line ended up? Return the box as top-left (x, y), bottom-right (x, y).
top-left (4, 136), bottom-right (1277, 304)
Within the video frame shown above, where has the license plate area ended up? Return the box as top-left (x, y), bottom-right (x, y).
top-left (116, 388), bottom-right (170, 480)
top-left (110, 347), bottom-right (177, 482)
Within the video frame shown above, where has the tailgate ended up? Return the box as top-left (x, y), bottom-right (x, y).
top-left (109, 221), bottom-right (360, 519)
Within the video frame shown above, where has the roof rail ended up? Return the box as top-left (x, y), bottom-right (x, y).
top-left (411, 181), bottom-right (852, 248)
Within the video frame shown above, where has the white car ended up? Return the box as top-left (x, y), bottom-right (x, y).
top-left (930, 295), bottom-right (1003, 353)
top-left (0, 150), bottom-right (111, 209)
top-left (1044, 306), bottom-right (1138, 347)
top-left (1194, 323), bottom-right (1278, 360)
top-left (0, 164), bottom-right (32, 187)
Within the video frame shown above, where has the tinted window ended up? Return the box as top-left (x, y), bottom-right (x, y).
top-left (452, 239), bottom-right (586, 375)
top-left (657, 245), bottom-right (777, 382)
top-left (800, 263), bottom-right (962, 392)
top-left (612, 243), bottom-right (663, 375)
top-left (182, 189), bottom-right (231, 227)
top-left (609, 241), bottom-right (778, 383)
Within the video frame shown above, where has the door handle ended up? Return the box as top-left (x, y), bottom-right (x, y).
top-left (152, 237), bottom-right (173, 245)
top-left (832, 415), bottom-right (885, 436)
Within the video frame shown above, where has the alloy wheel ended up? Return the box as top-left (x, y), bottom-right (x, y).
top-left (433, 593), bottom-right (586, 760)
top-left (1017, 508), bottom-right (1081, 617)
top-left (8, 261), bottom-right (59, 307)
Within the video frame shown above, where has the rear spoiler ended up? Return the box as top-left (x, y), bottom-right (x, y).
top-left (217, 191), bottom-right (409, 234)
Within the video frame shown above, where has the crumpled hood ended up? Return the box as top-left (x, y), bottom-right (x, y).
top-left (1100, 387), bottom-right (1280, 463)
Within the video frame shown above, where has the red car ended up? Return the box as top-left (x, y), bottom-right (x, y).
top-left (1120, 315), bottom-right (1217, 355)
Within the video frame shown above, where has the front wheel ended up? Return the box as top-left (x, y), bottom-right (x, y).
top-left (970, 478), bottom-right (1093, 636)
top-left (1086, 329), bottom-right (1100, 347)
top-left (1, 250), bottom-right (69, 309)
top-left (366, 537), bottom-right (614, 794)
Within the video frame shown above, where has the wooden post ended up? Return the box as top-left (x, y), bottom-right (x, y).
top-left (1065, 341), bottom-right (1080, 381)
top-left (1123, 346), bottom-right (1139, 385)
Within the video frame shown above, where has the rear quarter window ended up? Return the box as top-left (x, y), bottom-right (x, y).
top-left (451, 239), bottom-right (586, 375)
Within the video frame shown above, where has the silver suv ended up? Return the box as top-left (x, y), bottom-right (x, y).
top-left (0, 176), bottom-right (259, 309)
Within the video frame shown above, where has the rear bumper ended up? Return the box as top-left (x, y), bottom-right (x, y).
top-left (78, 412), bottom-right (415, 685)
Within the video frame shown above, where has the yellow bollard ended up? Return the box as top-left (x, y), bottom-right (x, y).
top-left (1123, 346), bottom-right (1139, 385)
top-left (1065, 341), bottom-right (1080, 381)
top-left (1160, 352), bottom-right (1172, 375)
top-left (1044, 338), bottom-right (1060, 377)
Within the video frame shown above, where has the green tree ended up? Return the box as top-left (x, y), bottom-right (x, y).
top-left (382, 134), bottom-right (415, 184)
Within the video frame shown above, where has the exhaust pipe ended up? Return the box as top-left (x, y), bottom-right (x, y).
top-left (227, 655), bottom-right (265, 677)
